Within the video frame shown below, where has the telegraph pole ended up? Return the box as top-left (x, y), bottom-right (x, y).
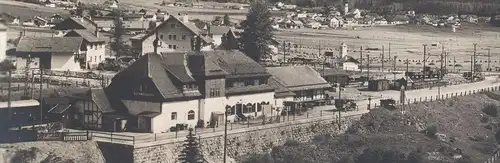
top-left (440, 45), bottom-right (444, 80)
top-left (388, 43), bottom-right (391, 60)
top-left (337, 87), bottom-right (342, 130)
top-left (39, 68), bottom-right (43, 124)
top-left (367, 54), bottom-right (370, 80)
top-left (470, 55), bottom-right (474, 82)
top-left (423, 44), bottom-right (427, 80)
top-left (223, 109), bottom-right (228, 163)
top-left (393, 56), bottom-right (397, 80)
top-left (360, 46), bottom-right (363, 72)
top-left (473, 43), bottom-right (477, 79)
top-left (381, 45), bottom-right (385, 72)
top-left (7, 70), bottom-right (12, 123)
top-left (487, 48), bottom-right (491, 71)
top-left (282, 41), bottom-right (286, 66)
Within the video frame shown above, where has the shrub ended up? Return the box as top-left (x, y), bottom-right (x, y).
top-left (482, 103), bottom-right (498, 117)
top-left (425, 125), bottom-right (438, 137)
top-left (0, 60), bottom-right (15, 71)
top-left (284, 139), bottom-right (300, 146)
top-left (480, 115), bottom-right (489, 123)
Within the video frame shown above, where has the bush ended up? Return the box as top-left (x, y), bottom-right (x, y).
top-left (482, 103), bottom-right (498, 117)
top-left (480, 115), bottom-right (490, 123)
top-left (0, 60), bottom-right (15, 71)
top-left (10, 147), bottom-right (40, 163)
top-left (284, 139), bottom-right (300, 146)
top-left (425, 125), bottom-right (438, 137)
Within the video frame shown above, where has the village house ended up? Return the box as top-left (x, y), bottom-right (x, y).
top-left (202, 25), bottom-right (231, 47)
top-left (14, 37), bottom-right (85, 71)
top-left (329, 17), bottom-right (343, 28)
top-left (317, 69), bottom-right (350, 87)
top-left (267, 66), bottom-right (331, 113)
top-left (460, 15), bottom-right (479, 23)
top-left (63, 29), bottom-right (106, 69)
top-left (52, 16), bottom-right (98, 37)
top-left (387, 15), bottom-right (410, 25)
top-left (0, 13), bottom-right (20, 25)
top-left (130, 14), bottom-right (212, 56)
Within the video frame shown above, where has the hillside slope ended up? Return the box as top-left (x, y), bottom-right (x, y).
top-left (0, 141), bottom-right (105, 163)
top-left (242, 92), bottom-right (500, 163)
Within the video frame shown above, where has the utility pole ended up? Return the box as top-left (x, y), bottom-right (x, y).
top-left (453, 56), bottom-right (456, 72)
top-left (223, 108), bottom-right (228, 163)
top-left (487, 48), bottom-right (491, 71)
top-left (367, 54), bottom-right (370, 80)
top-left (473, 43), bottom-right (477, 80)
top-left (337, 86), bottom-right (342, 130)
top-left (39, 68), bottom-right (43, 124)
top-left (282, 41), bottom-right (287, 66)
top-left (423, 44), bottom-right (427, 80)
top-left (406, 59), bottom-right (409, 73)
top-left (440, 45), bottom-right (444, 80)
top-left (393, 56), bottom-right (397, 80)
top-left (381, 45), bottom-right (385, 72)
top-left (360, 46), bottom-right (363, 72)
top-left (388, 43), bottom-right (391, 60)
top-left (470, 55), bottom-right (474, 82)
top-left (30, 69), bottom-right (35, 99)
top-left (7, 70), bottom-right (12, 123)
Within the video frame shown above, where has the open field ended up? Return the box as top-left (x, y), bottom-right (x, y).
top-left (275, 23), bottom-right (500, 71)
top-left (0, 0), bottom-right (70, 20)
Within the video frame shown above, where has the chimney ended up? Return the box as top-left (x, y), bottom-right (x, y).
top-left (80, 16), bottom-right (84, 23)
top-left (95, 28), bottom-right (99, 38)
top-left (153, 31), bottom-right (159, 53)
top-left (344, 1), bottom-right (349, 16)
top-left (183, 14), bottom-right (189, 23)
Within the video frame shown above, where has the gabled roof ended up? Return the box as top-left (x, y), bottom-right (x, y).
top-left (186, 51), bottom-right (227, 77)
top-left (160, 52), bottom-right (196, 83)
top-left (268, 77), bottom-right (295, 98)
top-left (204, 50), bottom-right (270, 78)
top-left (266, 66), bottom-right (331, 91)
top-left (65, 29), bottom-right (105, 43)
top-left (112, 53), bottom-right (202, 100)
top-left (52, 17), bottom-right (97, 33)
top-left (16, 37), bottom-right (83, 53)
top-left (207, 26), bottom-right (231, 35)
top-left (88, 88), bottom-right (114, 113)
top-left (139, 15), bottom-right (201, 41)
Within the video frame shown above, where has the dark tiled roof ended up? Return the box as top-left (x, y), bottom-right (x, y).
top-left (65, 30), bottom-right (105, 43)
top-left (226, 84), bottom-right (275, 95)
top-left (122, 100), bottom-right (161, 116)
top-left (268, 78), bottom-right (295, 98)
top-left (52, 17), bottom-right (97, 33)
top-left (208, 26), bottom-right (230, 35)
top-left (186, 51), bottom-right (227, 77)
top-left (267, 66), bottom-right (331, 91)
top-left (16, 37), bottom-right (83, 53)
top-left (139, 15), bottom-right (200, 41)
top-left (205, 50), bottom-right (270, 78)
top-left (89, 88), bottom-right (114, 113)
top-left (317, 68), bottom-right (350, 76)
top-left (161, 52), bottom-right (196, 83)
top-left (113, 53), bottom-right (201, 100)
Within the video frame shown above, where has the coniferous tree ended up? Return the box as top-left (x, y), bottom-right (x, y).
top-left (223, 14), bottom-right (231, 26)
top-left (111, 9), bottom-right (126, 57)
top-left (239, 0), bottom-right (275, 62)
top-left (178, 128), bottom-right (204, 163)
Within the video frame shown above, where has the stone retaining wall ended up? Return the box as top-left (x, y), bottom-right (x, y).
top-left (132, 115), bottom-right (362, 163)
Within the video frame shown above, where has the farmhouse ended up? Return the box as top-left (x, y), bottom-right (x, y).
top-left (267, 66), bottom-right (331, 112)
top-left (15, 37), bottom-right (85, 71)
top-left (317, 68), bottom-right (350, 87)
top-left (130, 14), bottom-right (212, 55)
top-left (64, 30), bottom-right (106, 69)
top-left (52, 16), bottom-right (98, 36)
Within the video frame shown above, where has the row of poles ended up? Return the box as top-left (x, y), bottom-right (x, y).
top-left (6, 68), bottom-right (44, 127)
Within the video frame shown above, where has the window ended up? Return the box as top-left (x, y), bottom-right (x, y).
top-left (188, 110), bottom-right (195, 120)
top-left (168, 45), bottom-right (172, 49)
top-left (171, 112), bottom-right (177, 120)
top-left (99, 56), bottom-right (102, 62)
top-left (181, 34), bottom-right (186, 40)
top-left (170, 23), bottom-right (176, 28)
top-left (209, 88), bottom-right (215, 97)
top-left (168, 35), bottom-right (172, 40)
top-left (254, 79), bottom-right (260, 85)
top-left (173, 45), bottom-right (177, 49)
top-left (94, 44), bottom-right (97, 50)
top-left (94, 56), bottom-right (97, 62)
top-left (160, 34), bottom-right (164, 39)
top-left (173, 35), bottom-right (177, 40)
top-left (215, 89), bottom-right (220, 96)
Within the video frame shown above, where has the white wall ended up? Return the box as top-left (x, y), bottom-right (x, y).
top-left (343, 62), bottom-right (359, 71)
top-left (15, 57), bottom-right (40, 70)
top-left (0, 30), bottom-right (6, 62)
top-left (141, 34), bottom-right (171, 56)
top-left (153, 100), bottom-right (200, 133)
top-left (225, 92), bottom-right (275, 121)
top-left (85, 43), bottom-right (105, 68)
top-left (201, 96), bottom-right (226, 124)
top-left (212, 34), bottom-right (222, 46)
top-left (51, 52), bottom-right (81, 71)
top-left (274, 96), bottom-right (293, 116)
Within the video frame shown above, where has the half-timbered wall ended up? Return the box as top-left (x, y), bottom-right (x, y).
top-left (75, 100), bottom-right (102, 130)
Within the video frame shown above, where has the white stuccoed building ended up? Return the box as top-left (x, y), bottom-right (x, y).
top-left (0, 23), bottom-right (7, 62)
